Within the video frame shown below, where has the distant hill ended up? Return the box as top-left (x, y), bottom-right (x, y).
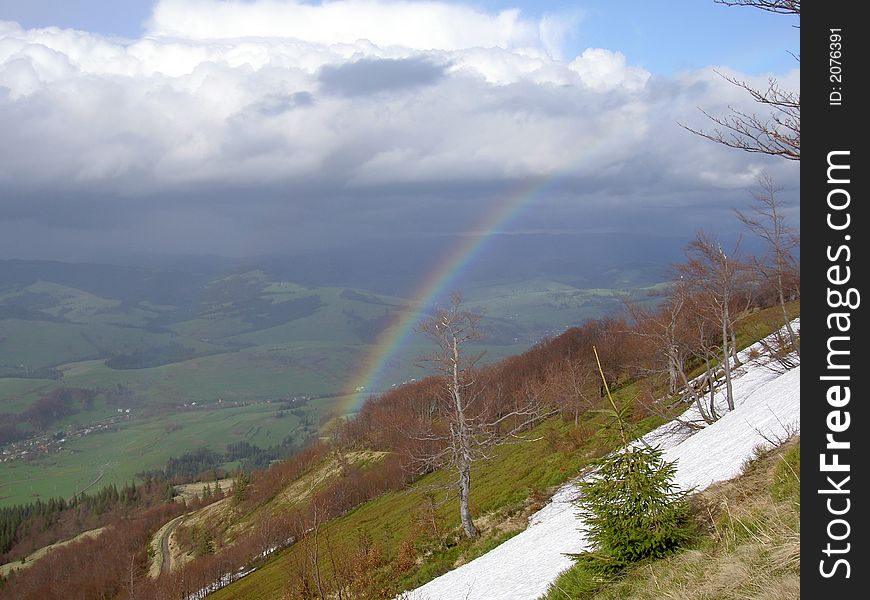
top-left (0, 249), bottom-right (675, 506)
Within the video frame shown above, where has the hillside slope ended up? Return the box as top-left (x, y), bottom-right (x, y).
top-left (146, 450), bottom-right (387, 578)
top-left (399, 324), bottom-right (800, 600)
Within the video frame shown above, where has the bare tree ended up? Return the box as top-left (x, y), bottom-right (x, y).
top-left (625, 287), bottom-right (689, 398)
top-left (626, 282), bottom-right (719, 427)
top-left (714, 0), bottom-right (799, 16)
top-left (304, 503), bottom-right (327, 600)
top-left (416, 292), bottom-right (554, 538)
top-left (683, 0), bottom-right (799, 160)
top-left (283, 482), bottom-right (330, 599)
top-left (553, 355), bottom-right (597, 426)
top-left (736, 173), bottom-right (800, 356)
top-left (129, 552), bottom-right (137, 600)
top-left (687, 301), bottom-right (726, 424)
top-left (678, 233), bottom-right (747, 412)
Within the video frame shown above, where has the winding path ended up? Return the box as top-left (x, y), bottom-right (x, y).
top-left (160, 517), bottom-right (183, 575)
top-left (71, 468), bottom-right (104, 499)
top-left (149, 515), bottom-right (185, 578)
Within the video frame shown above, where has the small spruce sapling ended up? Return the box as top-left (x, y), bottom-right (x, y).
top-left (573, 347), bottom-right (693, 575)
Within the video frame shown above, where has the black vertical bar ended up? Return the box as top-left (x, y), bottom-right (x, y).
top-left (803, 1), bottom-right (866, 596)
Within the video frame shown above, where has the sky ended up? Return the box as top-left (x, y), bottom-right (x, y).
top-left (0, 0), bottom-right (800, 263)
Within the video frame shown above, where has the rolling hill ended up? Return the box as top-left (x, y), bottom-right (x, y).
top-left (0, 255), bottom-right (668, 506)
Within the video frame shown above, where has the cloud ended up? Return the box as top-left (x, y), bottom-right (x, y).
top-left (568, 48), bottom-right (650, 91)
top-left (146, 0), bottom-right (544, 52)
top-left (319, 56), bottom-right (446, 96)
top-left (245, 91), bottom-right (314, 116)
top-left (0, 1), bottom-right (799, 260)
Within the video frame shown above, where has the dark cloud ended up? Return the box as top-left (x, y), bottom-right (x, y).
top-left (246, 92), bottom-right (314, 117)
top-left (318, 57), bottom-right (447, 97)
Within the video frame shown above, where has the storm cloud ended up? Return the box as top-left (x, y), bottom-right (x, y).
top-left (319, 57), bottom-right (446, 97)
top-left (0, 0), bottom-right (799, 261)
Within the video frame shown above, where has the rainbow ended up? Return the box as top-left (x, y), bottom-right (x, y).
top-left (339, 176), bottom-right (560, 413)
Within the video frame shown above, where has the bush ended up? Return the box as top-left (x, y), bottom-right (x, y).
top-left (575, 444), bottom-right (692, 574)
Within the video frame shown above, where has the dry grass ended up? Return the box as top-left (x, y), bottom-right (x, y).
top-left (0, 526), bottom-right (107, 577)
top-left (542, 436), bottom-right (800, 600)
top-left (450, 497), bottom-right (545, 569)
top-left (603, 437), bottom-right (800, 600)
top-left (272, 450), bottom-right (388, 512)
top-left (173, 477), bottom-right (236, 501)
top-left (146, 449), bottom-right (389, 577)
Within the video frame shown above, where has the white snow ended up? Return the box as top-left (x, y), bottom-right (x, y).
top-left (399, 322), bottom-right (800, 600)
top-left (188, 567), bottom-right (256, 600)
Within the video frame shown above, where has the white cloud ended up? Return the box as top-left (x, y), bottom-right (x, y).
top-left (568, 48), bottom-right (650, 91)
top-left (147, 0), bottom-right (545, 53)
top-left (0, 0), bottom-right (798, 249)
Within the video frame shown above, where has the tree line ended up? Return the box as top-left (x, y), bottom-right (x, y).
top-left (0, 478), bottom-right (175, 564)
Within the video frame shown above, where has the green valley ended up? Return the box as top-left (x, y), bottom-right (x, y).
top-left (0, 259), bottom-right (665, 506)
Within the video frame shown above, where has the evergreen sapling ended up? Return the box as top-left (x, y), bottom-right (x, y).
top-left (573, 347), bottom-right (693, 575)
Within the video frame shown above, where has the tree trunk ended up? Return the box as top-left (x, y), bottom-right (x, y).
top-left (458, 459), bottom-right (478, 538)
top-left (730, 326), bottom-right (740, 367)
top-left (675, 362), bottom-right (714, 424)
top-left (448, 328), bottom-right (478, 539)
top-left (721, 304), bottom-right (735, 411)
top-left (778, 280), bottom-right (800, 357)
top-left (310, 508), bottom-right (326, 600)
top-left (667, 345), bottom-right (680, 395)
top-left (129, 553), bottom-right (135, 600)
top-left (705, 360), bottom-right (719, 422)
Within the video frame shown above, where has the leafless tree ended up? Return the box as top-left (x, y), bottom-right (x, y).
top-left (283, 483), bottom-right (329, 599)
top-left (688, 304), bottom-right (726, 424)
top-left (714, 0), bottom-right (799, 16)
top-left (736, 173), bottom-right (800, 356)
top-left (129, 552), bottom-right (137, 600)
top-left (626, 282), bottom-right (718, 427)
top-left (415, 292), bottom-right (554, 538)
top-left (683, 0), bottom-right (799, 160)
top-left (553, 355), bottom-right (597, 426)
top-left (625, 287), bottom-right (689, 398)
top-left (678, 233), bottom-right (748, 412)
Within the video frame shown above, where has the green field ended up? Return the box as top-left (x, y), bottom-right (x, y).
top-left (0, 398), bottom-right (340, 505)
top-left (0, 261), bottom-right (665, 506)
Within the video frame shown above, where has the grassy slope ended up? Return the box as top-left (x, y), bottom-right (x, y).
top-left (541, 437), bottom-right (800, 600)
top-left (464, 278), bottom-right (661, 334)
top-left (210, 302), bottom-right (798, 599)
top-left (0, 278), bottom-right (399, 505)
top-left (3, 300), bottom-right (800, 586)
top-left (0, 318), bottom-right (192, 373)
top-left (209, 414), bottom-right (660, 600)
top-left (150, 451), bottom-right (389, 577)
top-left (0, 525), bottom-right (108, 578)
